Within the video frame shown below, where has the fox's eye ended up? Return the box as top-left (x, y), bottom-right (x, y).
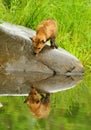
top-left (34, 92), bottom-right (37, 95)
top-left (36, 100), bottom-right (40, 104)
top-left (41, 40), bottom-right (45, 43)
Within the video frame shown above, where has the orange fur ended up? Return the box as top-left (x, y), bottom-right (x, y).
top-left (24, 88), bottom-right (50, 119)
top-left (31, 19), bottom-right (58, 54)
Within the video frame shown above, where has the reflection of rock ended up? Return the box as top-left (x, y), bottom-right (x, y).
top-left (0, 22), bottom-right (84, 74)
top-left (32, 75), bottom-right (83, 93)
top-left (0, 72), bottom-right (83, 95)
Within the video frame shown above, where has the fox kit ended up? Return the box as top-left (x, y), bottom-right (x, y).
top-left (31, 19), bottom-right (58, 54)
top-left (24, 87), bottom-right (50, 119)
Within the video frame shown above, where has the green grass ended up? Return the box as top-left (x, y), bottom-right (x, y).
top-left (0, 0), bottom-right (91, 130)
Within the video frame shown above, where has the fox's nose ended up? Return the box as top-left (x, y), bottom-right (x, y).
top-left (33, 52), bottom-right (37, 55)
top-left (33, 51), bottom-right (38, 55)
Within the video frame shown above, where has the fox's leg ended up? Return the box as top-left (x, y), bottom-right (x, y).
top-left (42, 93), bottom-right (50, 104)
top-left (45, 93), bottom-right (50, 104)
top-left (50, 38), bottom-right (58, 49)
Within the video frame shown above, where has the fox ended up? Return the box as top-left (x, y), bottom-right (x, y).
top-left (30, 19), bottom-right (58, 54)
top-left (24, 87), bottom-right (50, 119)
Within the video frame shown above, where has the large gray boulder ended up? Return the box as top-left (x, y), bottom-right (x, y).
top-left (0, 22), bottom-right (84, 74)
top-left (0, 22), bottom-right (84, 95)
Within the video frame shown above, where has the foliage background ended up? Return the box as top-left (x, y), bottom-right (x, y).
top-left (0, 0), bottom-right (91, 130)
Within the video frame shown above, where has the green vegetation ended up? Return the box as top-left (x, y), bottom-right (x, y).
top-left (0, 0), bottom-right (91, 130)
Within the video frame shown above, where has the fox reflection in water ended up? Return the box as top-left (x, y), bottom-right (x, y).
top-left (24, 87), bottom-right (50, 119)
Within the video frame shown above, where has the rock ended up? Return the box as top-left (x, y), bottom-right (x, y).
top-left (0, 22), bottom-right (84, 95)
top-left (0, 22), bottom-right (84, 74)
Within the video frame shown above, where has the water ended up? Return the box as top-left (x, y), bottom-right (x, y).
top-left (0, 71), bottom-right (90, 130)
